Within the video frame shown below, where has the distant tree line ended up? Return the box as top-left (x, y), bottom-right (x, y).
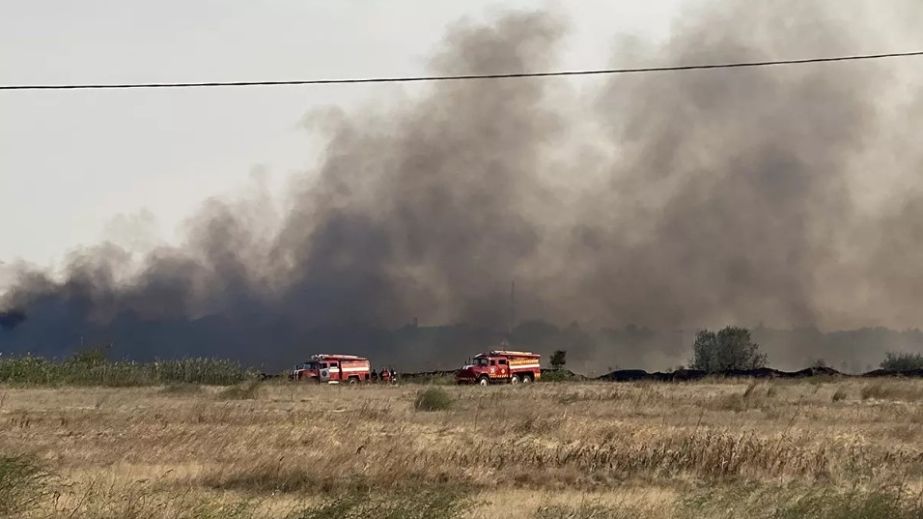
top-left (688, 326), bottom-right (923, 374)
top-left (880, 352), bottom-right (923, 371)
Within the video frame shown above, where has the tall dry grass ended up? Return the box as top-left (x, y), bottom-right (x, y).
top-left (0, 378), bottom-right (921, 518)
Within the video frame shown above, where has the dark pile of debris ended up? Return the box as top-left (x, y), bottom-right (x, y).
top-left (598, 366), bottom-right (921, 382)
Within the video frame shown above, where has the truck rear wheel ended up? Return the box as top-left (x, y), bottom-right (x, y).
top-left (509, 374), bottom-right (520, 384)
top-left (521, 374), bottom-right (533, 384)
top-left (347, 376), bottom-right (359, 385)
top-left (478, 376), bottom-right (490, 386)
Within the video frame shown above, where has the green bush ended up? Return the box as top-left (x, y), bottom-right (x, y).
top-left (413, 387), bottom-right (453, 411)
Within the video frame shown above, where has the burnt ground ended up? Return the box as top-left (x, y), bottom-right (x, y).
top-left (596, 366), bottom-right (923, 382)
top-left (395, 366), bottom-right (923, 382)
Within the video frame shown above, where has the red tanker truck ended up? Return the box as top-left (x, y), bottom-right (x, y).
top-left (455, 350), bottom-right (541, 385)
top-left (290, 354), bottom-right (372, 384)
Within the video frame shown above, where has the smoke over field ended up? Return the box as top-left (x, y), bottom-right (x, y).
top-left (3, 1), bottom-right (923, 370)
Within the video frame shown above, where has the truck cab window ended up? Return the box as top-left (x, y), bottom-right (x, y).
top-left (498, 359), bottom-right (508, 365)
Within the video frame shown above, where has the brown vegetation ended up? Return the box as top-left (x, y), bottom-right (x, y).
top-left (1, 379), bottom-right (922, 518)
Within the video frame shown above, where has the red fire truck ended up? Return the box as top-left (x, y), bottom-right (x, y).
top-left (290, 354), bottom-right (372, 384)
top-left (455, 350), bottom-right (542, 385)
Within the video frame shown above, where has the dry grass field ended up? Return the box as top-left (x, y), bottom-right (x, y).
top-left (2, 378), bottom-right (923, 518)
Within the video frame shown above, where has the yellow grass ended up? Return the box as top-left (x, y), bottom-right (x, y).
top-left (1, 379), bottom-right (922, 518)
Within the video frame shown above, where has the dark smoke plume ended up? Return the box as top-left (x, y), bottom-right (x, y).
top-left (0, 309), bottom-right (25, 330)
top-left (3, 2), bottom-right (923, 371)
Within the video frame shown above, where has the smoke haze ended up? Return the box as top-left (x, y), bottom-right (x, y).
top-left (3, 1), bottom-right (923, 372)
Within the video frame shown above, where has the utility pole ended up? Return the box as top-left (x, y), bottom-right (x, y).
top-left (508, 281), bottom-right (516, 338)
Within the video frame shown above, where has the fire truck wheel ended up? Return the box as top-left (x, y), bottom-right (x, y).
top-left (521, 374), bottom-right (532, 384)
top-left (347, 377), bottom-right (359, 385)
top-left (478, 376), bottom-right (490, 386)
top-left (509, 374), bottom-right (520, 384)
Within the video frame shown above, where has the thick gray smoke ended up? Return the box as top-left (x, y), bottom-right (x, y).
top-left (3, 2), bottom-right (923, 371)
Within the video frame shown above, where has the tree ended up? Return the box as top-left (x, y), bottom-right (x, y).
top-left (880, 352), bottom-right (923, 371)
top-left (72, 344), bottom-right (110, 366)
top-left (810, 358), bottom-right (828, 369)
top-left (691, 326), bottom-right (766, 373)
top-left (550, 349), bottom-right (567, 369)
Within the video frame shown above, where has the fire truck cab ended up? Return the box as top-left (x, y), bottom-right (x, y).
top-left (291, 354), bottom-right (372, 384)
top-left (455, 350), bottom-right (541, 386)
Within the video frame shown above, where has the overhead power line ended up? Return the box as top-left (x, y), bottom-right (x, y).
top-left (2, 50), bottom-right (923, 91)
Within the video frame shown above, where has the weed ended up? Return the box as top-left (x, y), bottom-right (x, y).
top-left (711, 394), bottom-right (749, 412)
top-left (289, 486), bottom-right (466, 519)
top-left (536, 502), bottom-right (641, 518)
top-left (861, 382), bottom-right (922, 402)
top-left (218, 380), bottom-right (263, 400)
top-left (0, 454), bottom-right (47, 516)
top-left (413, 387), bottom-right (452, 411)
top-left (160, 383), bottom-right (204, 395)
top-left (558, 388), bottom-right (622, 405)
top-left (743, 381), bottom-right (759, 398)
top-left (681, 484), bottom-right (923, 519)
top-left (831, 387), bottom-right (847, 402)
top-left (765, 384), bottom-right (778, 398)
top-left (886, 425), bottom-right (920, 442)
top-left (861, 383), bottom-right (884, 400)
top-left (774, 488), bottom-right (923, 519)
top-left (513, 414), bottom-right (562, 435)
top-left (203, 459), bottom-right (319, 493)
top-left (56, 480), bottom-right (255, 519)
top-left (910, 407), bottom-right (923, 425)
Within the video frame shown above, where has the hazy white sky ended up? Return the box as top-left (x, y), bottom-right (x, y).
top-left (0, 1), bottom-right (691, 272)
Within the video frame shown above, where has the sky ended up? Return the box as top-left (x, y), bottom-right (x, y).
top-left (0, 0), bottom-right (684, 278)
top-left (4, 1), bottom-right (923, 368)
